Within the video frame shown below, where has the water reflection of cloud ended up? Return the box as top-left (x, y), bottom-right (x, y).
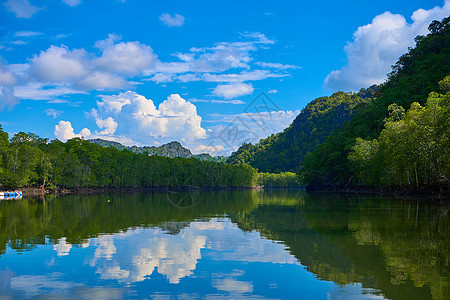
top-left (87, 218), bottom-right (299, 286)
top-left (90, 235), bottom-right (117, 266)
top-left (92, 228), bottom-right (206, 284)
top-left (214, 278), bottom-right (253, 293)
top-left (212, 270), bottom-right (253, 294)
top-left (53, 237), bottom-right (72, 256)
top-left (10, 273), bottom-right (83, 297)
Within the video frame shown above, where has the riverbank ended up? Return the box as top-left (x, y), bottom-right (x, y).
top-left (306, 185), bottom-right (450, 201)
top-left (17, 185), bottom-right (450, 201)
top-left (20, 186), bottom-right (260, 197)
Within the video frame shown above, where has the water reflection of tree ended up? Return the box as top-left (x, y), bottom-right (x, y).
top-left (0, 191), bottom-right (259, 255)
top-left (230, 192), bottom-right (449, 300)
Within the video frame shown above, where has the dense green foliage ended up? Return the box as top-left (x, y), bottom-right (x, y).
top-left (90, 138), bottom-right (226, 162)
top-left (348, 80), bottom-right (449, 187)
top-left (0, 130), bottom-right (257, 189)
top-left (300, 17), bottom-right (450, 189)
top-left (257, 172), bottom-right (303, 187)
top-left (228, 88), bottom-right (376, 172)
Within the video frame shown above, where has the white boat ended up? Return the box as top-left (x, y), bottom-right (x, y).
top-left (0, 191), bottom-right (23, 200)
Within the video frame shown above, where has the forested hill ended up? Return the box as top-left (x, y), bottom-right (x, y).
top-left (302, 17), bottom-right (450, 189)
top-left (227, 86), bottom-right (378, 173)
top-left (90, 139), bottom-right (225, 162)
top-left (228, 16), bottom-right (449, 190)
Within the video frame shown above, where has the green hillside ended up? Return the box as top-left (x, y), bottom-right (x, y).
top-left (227, 87), bottom-right (377, 172)
top-left (228, 16), bottom-right (449, 190)
top-left (302, 16), bottom-right (450, 189)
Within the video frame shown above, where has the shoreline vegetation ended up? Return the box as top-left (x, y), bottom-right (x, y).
top-left (18, 185), bottom-right (449, 201)
top-left (19, 186), bottom-right (261, 197)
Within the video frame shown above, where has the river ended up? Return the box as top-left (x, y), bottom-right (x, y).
top-left (0, 190), bottom-right (447, 299)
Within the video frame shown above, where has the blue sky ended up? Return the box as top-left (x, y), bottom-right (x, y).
top-left (0, 0), bottom-right (448, 155)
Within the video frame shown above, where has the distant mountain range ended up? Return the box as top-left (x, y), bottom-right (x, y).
top-left (89, 139), bottom-right (226, 162)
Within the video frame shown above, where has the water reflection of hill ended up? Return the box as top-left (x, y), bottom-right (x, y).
top-left (230, 190), bottom-right (449, 300)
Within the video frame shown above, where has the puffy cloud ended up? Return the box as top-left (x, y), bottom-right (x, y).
top-left (90, 109), bottom-right (118, 135)
top-left (4, 0), bottom-right (41, 18)
top-left (62, 0), bottom-right (81, 7)
top-left (159, 13), bottom-right (185, 27)
top-left (23, 35), bottom-right (156, 92)
top-left (54, 120), bottom-right (90, 141)
top-left (30, 46), bottom-right (88, 83)
top-left (324, 1), bottom-right (450, 91)
top-left (60, 91), bottom-right (206, 146)
top-left (54, 120), bottom-right (76, 140)
top-left (95, 35), bottom-right (156, 76)
top-left (268, 89), bottom-right (277, 94)
top-left (213, 82), bottom-right (254, 99)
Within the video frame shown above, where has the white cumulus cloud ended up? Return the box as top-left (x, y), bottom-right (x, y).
top-left (324, 1), bottom-right (450, 91)
top-left (159, 13), bottom-right (185, 27)
top-left (30, 46), bottom-right (89, 83)
top-left (213, 82), bottom-right (254, 99)
top-left (54, 120), bottom-right (91, 141)
top-left (22, 35), bottom-right (157, 93)
top-left (95, 34), bottom-right (156, 76)
top-left (58, 91), bottom-right (207, 147)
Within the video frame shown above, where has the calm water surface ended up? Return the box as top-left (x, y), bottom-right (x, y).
top-left (0, 190), bottom-right (447, 299)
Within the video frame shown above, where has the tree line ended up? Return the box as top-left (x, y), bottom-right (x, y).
top-left (347, 78), bottom-right (449, 187)
top-left (0, 130), bottom-right (258, 189)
